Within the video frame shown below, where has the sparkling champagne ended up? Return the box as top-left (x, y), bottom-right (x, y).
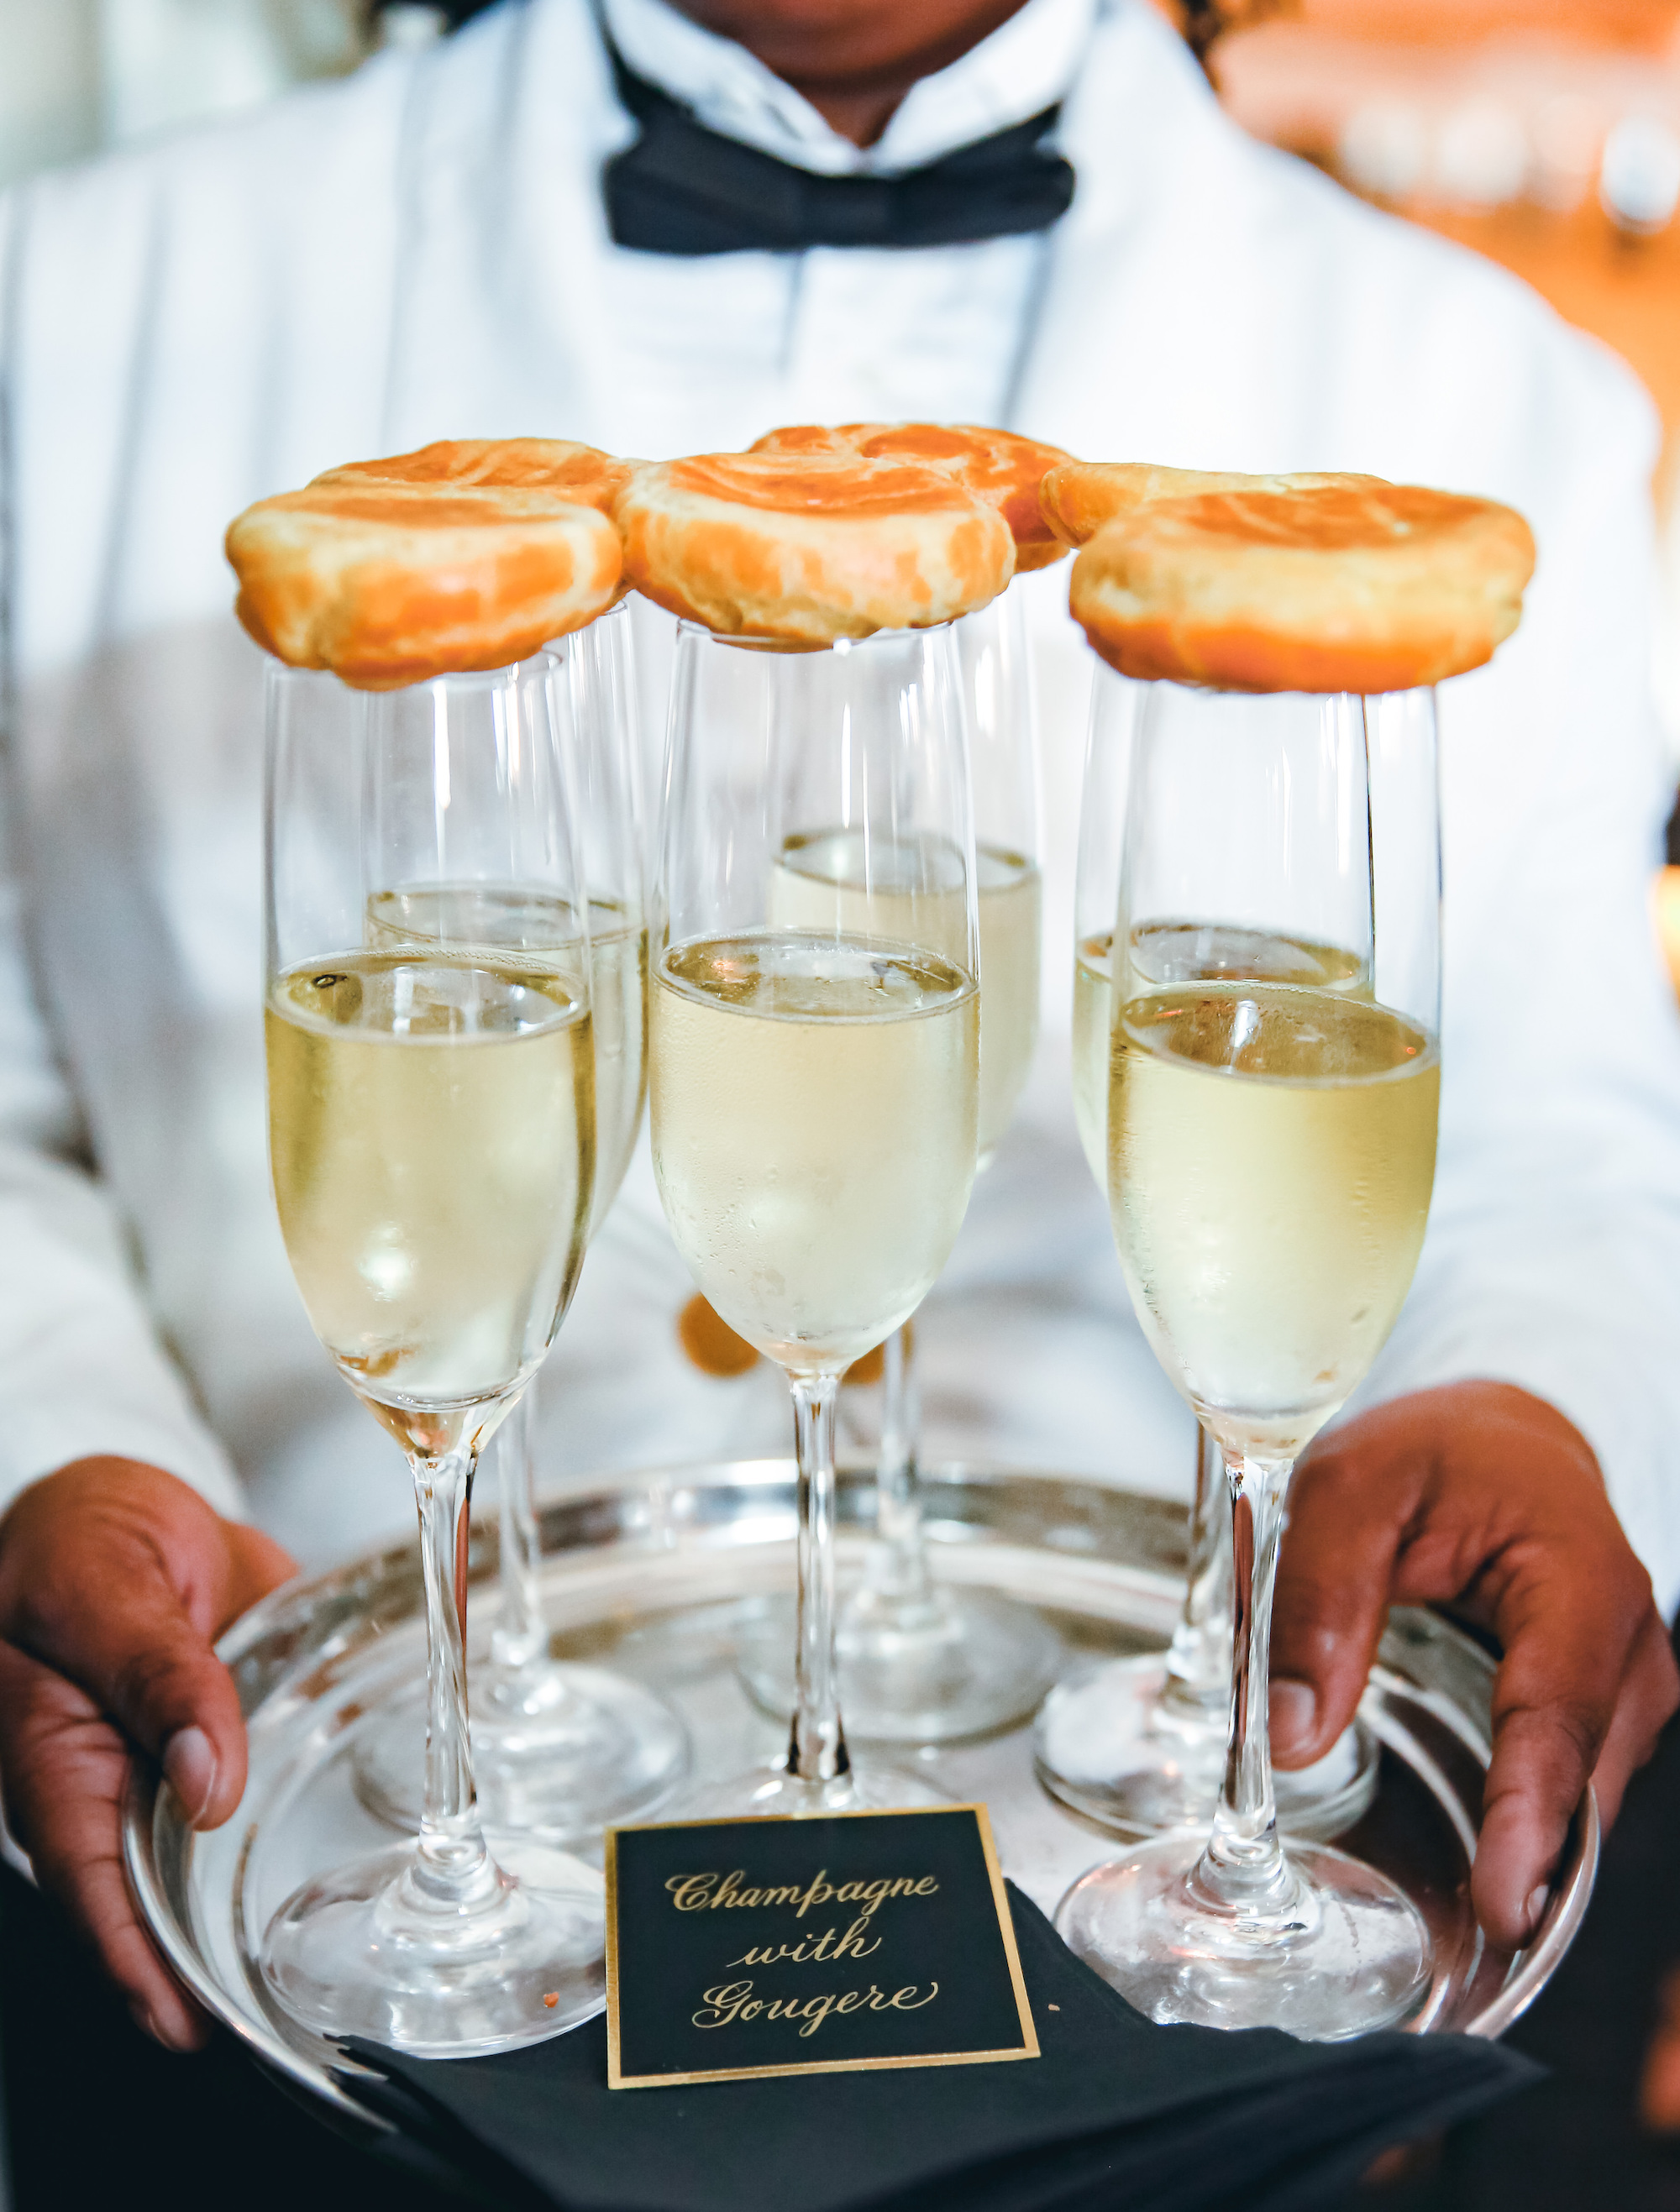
top-left (366, 886), bottom-right (647, 1228)
top-left (267, 952), bottom-right (594, 1447)
top-left (1074, 926), bottom-right (1370, 1193)
top-left (651, 930), bottom-right (978, 1372)
top-left (1072, 933), bottom-right (1113, 1191)
top-left (1110, 981), bottom-right (1437, 1461)
top-left (770, 829), bottom-right (1039, 1159)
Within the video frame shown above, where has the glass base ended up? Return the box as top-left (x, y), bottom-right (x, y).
top-left (260, 1837), bottom-right (606, 2057)
top-left (1033, 1654), bottom-right (1379, 1843)
top-left (1056, 1829), bottom-right (1431, 2040)
top-left (351, 1662), bottom-right (690, 1845)
top-left (679, 1758), bottom-right (949, 1821)
top-left (736, 1584), bottom-right (1062, 1745)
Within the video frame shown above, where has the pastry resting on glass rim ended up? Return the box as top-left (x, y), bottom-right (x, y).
top-left (1037, 461), bottom-right (1363, 553)
top-left (224, 473), bottom-right (622, 690)
top-left (612, 448), bottom-right (1016, 644)
top-left (1046, 463), bottom-right (1536, 694)
top-left (752, 422), bottom-right (1074, 574)
top-left (315, 436), bottom-right (635, 515)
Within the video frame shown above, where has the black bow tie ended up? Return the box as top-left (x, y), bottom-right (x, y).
top-left (602, 50), bottom-right (1076, 256)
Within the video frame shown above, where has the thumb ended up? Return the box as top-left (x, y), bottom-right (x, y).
top-left (1269, 1428), bottom-right (1418, 1769)
top-left (225, 1519), bottom-right (299, 1616)
top-left (39, 1566), bottom-right (248, 1829)
top-left (0, 1470), bottom-right (271, 1832)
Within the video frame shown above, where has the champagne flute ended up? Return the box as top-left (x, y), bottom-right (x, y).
top-left (1037, 665), bottom-right (1378, 1842)
top-left (734, 592), bottom-right (1062, 1743)
top-left (652, 621), bottom-right (980, 1816)
top-left (1057, 681), bottom-right (1441, 2038)
top-left (351, 605), bottom-right (690, 1843)
top-left (259, 654), bottom-right (605, 2054)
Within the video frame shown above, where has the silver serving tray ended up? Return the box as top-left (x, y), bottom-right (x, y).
top-left (123, 1459), bottom-right (1596, 2142)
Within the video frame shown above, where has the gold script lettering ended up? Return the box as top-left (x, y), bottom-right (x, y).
top-left (724, 1915), bottom-right (883, 1968)
top-left (666, 1869), bottom-right (939, 1919)
top-left (666, 1872), bottom-right (721, 1911)
top-left (691, 1979), bottom-right (939, 2037)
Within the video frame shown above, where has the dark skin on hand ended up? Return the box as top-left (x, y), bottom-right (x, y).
top-left (668, 0), bottom-right (1680, 1959)
top-left (0, 0), bottom-right (1671, 2057)
top-left (5, 0), bottom-right (1026, 2060)
top-left (1271, 1382), bottom-right (1678, 1949)
top-left (0, 1461), bottom-right (295, 2049)
top-left (3, 1381), bottom-right (1672, 2047)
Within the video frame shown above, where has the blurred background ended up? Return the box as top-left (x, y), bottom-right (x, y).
top-left (11, 0), bottom-right (1677, 984)
top-left (3, 6), bottom-right (1680, 2205)
top-left (1218, 1), bottom-right (1680, 795)
top-left (5, 0), bottom-right (1678, 971)
top-left (4, 0), bottom-right (1677, 753)
top-left (3, 3), bottom-right (1677, 487)
top-left (5, 4), bottom-right (1677, 459)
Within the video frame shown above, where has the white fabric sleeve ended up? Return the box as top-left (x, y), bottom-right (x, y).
top-left (0, 191), bottom-right (243, 1523)
top-left (1356, 352), bottom-right (1680, 1617)
top-left (0, 876), bottom-right (244, 1520)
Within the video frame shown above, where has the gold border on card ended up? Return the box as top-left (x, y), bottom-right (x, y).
top-left (605, 1802), bottom-right (1038, 2090)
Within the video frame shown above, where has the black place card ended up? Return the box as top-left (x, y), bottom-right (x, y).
top-left (604, 1804), bottom-right (1037, 2089)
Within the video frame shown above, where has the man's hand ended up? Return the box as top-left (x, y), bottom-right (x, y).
top-left (1270, 1381), bottom-right (1677, 1949)
top-left (0, 1459), bottom-right (295, 2049)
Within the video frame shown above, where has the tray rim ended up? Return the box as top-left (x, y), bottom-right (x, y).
top-left (121, 1456), bottom-right (1599, 2133)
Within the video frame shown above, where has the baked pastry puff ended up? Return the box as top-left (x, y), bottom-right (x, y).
top-left (612, 449), bottom-right (1016, 645)
top-left (1047, 464), bottom-right (1536, 694)
top-left (753, 422), bottom-right (1074, 573)
top-left (1039, 462), bottom-right (1369, 552)
top-left (225, 475), bottom-right (622, 690)
top-left (315, 436), bottom-right (634, 513)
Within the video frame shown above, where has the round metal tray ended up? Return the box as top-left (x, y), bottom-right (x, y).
top-left (123, 1459), bottom-right (1596, 2140)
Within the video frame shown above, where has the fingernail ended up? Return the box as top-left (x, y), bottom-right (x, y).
top-left (129, 1997), bottom-right (195, 2053)
top-left (162, 1726), bottom-right (218, 1826)
top-left (1269, 1678), bottom-right (1318, 1753)
top-left (1523, 1884), bottom-right (1550, 1938)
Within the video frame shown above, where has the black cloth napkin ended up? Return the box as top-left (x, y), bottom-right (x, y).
top-left (344, 1884), bottom-right (1537, 2212)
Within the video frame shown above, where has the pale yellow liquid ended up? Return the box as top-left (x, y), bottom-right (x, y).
top-left (267, 952), bottom-right (594, 1448)
top-left (770, 830), bottom-right (1040, 1161)
top-left (366, 885), bottom-right (647, 1229)
top-left (1109, 982), bottom-right (1437, 1461)
top-left (650, 931), bottom-right (979, 1372)
top-left (1073, 925), bottom-right (1369, 1193)
top-left (1072, 935), bottom-right (1114, 1192)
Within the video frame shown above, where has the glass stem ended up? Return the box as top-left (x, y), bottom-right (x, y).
top-left (866, 1324), bottom-right (932, 1606)
top-left (787, 1371), bottom-right (850, 1783)
top-left (1195, 1450), bottom-right (1299, 1918)
top-left (1159, 1426), bottom-right (1234, 1724)
top-left (493, 1385), bottom-right (547, 1674)
top-left (412, 1441), bottom-right (495, 1903)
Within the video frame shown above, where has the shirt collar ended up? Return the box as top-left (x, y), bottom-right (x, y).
top-left (597, 0), bottom-right (1097, 177)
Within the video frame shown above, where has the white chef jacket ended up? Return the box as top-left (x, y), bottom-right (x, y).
top-left (3, 0), bottom-right (1680, 1605)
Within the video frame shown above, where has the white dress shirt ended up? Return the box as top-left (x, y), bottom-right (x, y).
top-left (596, 0), bottom-right (1085, 448)
top-left (4, 0), bottom-right (1680, 1610)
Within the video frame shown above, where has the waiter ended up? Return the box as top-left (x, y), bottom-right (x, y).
top-left (0, 0), bottom-right (1677, 2052)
